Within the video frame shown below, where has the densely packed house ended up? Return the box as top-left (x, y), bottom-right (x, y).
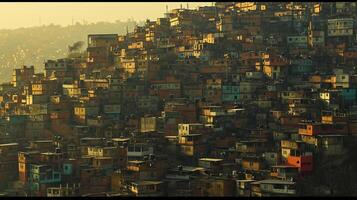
top-left (0, 2), bottom-right (357, 196)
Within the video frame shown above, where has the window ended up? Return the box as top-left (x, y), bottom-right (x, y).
top-left (54, 173), bottom-right (59, 179)
top-left (283, 150), bottom-right (288, 155)
top-left (274, 184), bottom-right (285, 190)
top-left (146, 185), bottom-right (155, 190)
top-left (335, 124), bottom-right (344, 130)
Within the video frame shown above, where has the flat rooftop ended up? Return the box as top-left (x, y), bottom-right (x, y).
top-left (271, 165), bottom-right (299, 168)
top-left (0, 143), bottom-right (18, 147)
top-left (112, 138), bottom-right (130, 142)
top-left (199, 158), bottom-right (223, 162)
top-left (131, 181), bottom-right (163, 186)
top-left (254, 179), bottom-right (295, 185)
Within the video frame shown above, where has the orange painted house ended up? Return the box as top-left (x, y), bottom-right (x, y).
top-left (287, 154), bottom-right (313, 174)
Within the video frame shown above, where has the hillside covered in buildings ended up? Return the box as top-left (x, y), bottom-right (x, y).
top-left (0, 2), bottom-right (357, 197)
top-left (0, 19), bottom-right (141, 82)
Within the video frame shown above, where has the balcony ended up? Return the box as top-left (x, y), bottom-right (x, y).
top-left (127, 151), bottom-right (150, 157)
top-left (267, 188), bottom-right (296, 195)
top-left (259, 179), bottom-right (296, 195)
top-left (298, 128), bottom-right (309, 135)
top-left (165, 174), bottom-right (190, 180)
top-left (321, 116), bottom-right (333, 124)
top-left (270, 172), bottom-right (278, 177)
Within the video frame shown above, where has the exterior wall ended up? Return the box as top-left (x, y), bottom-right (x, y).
top-left (308, 30), bottom-right (325, 48)
top-left (287, 155), bottom-right (313, 173)
top-left (179, 144), bottom-right (205, 157)
top-left (127, 144), bottom-right (153, 159)
top-left (178, 124), bottom-right (204, 136)
top-left (26, 95), bottom-right (49, 105)
top-left (281, 148), bottom-right (291, 160)
top-left (341, 88), bottom-right (356, 102)
top-left (150, 81), bottom-right (181, 99)
top-left (130, 182), bottom-right (165, 196)
top-left (12, 66), bottom-right (35, 87)
top-left (316, 136), bottom-right (345, 156)
top-left (287, 36), bottom-right (308, 48)
top-left (259, 183), bottom-right (296, 196)
top-left (299, 124), bottom-right (321, 136)
top-left (222, 85), bottom-right (240, 102)
top-left (140, 117), bottom-right (157, 133)
top-left (290, 59), bottom-right (313, 74)
top-left (242, 159), bottom-right (262, 171)
top-left (327, 18), bottom-right (353, 37)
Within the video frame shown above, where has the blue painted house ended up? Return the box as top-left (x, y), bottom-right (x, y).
top-left (341, 88), bottom-right (356, 102)
top-left (290, 59), bottom-right (314, 75)
top-left (63, 163), bottom-right (73, 176)
top-left (8, 115), bottom-right (28, 124)
top-left (29, 164), bottom-right (61, 193)
top-left (222, 85), bottom-right (240, 102)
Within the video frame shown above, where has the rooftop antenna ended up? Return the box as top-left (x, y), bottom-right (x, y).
top-left (180, 4), bottom-right (183, 9)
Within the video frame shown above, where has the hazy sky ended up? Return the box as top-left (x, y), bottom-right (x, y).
top-left (0, 2), bottom-right (214, 30)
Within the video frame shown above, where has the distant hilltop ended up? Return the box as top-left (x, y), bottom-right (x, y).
top-left (0, 19), bottom-right (144, 82)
